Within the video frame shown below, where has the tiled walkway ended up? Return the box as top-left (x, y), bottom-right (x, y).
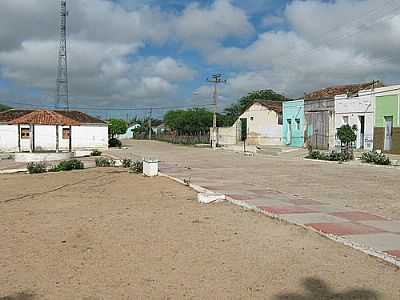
top-left (159, 161), bottom-right (400, 266)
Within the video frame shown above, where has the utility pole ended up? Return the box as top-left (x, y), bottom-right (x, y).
top-left (148, 108), bottom-right (152, 140)
top-left (207, 74), bottom-right (226, 149)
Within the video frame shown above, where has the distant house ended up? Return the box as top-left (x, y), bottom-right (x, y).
top-left (215, 101), bottom-right (283, 146)
top-left (0, 109), bottom-right (108, 152)
top-left (117, 124), bottom-right (141, 140)
top-left (304, 81), bottom-right (381, 150)
top-left (374, 85), bottom-right (400, 154)
top-left (282, 99), bottom-right (305, 148)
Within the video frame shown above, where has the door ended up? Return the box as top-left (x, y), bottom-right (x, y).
top-left (286, 119), bottom-right (292, 145)
top-left (359, 116), bottom-right (365, 149)
top-left (384, 116), bottom-right (393, 151)
top-left (240, 118), bottom-right (247, 141)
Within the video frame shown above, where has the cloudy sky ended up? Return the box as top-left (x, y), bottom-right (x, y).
top-left (0, 0), bottom-right (400, 117)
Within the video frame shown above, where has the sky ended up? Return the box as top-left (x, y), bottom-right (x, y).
top-left (0, 0), bottom-right (400, 118)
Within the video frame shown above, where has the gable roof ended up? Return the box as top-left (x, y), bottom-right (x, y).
top-left (249, 100), bottom-right (283, 114)
top-left (0, 109), bottom-right (106, 125)
top-left (304, 81), bottom-right (384, 101)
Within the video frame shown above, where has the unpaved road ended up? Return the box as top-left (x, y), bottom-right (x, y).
top-left (0, 169), bottom-right (399, 299)
top-left (108, 140), bottom-right (400, 220)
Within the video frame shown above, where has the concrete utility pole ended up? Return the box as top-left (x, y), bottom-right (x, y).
top-left (207, 74), bottom-right (226, 149)
top-left (148, 108), bottom-right (152, 140)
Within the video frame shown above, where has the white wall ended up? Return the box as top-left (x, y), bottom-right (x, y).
top-left (0, 124), bottom-right (19, 152)
top-left (335, 92), bottom-right (374, 150)
top-left (235, 103), bottom-right (282, 145)
top-left (34, 125), bottom-right (57, 151)
top-left (71, 125), bottom-right (108, 150)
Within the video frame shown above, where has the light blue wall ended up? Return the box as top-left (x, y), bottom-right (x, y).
top-left (282, 99), bottom-right (305, 147)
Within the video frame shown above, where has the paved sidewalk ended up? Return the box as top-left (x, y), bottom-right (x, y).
top-left (108, 140), bottom-right (400, 266)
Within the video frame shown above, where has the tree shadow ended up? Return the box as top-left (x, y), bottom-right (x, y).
top-left (0, 292), bottom-right (36, 300)
top-left (274, 277), bottom-right (379, 300)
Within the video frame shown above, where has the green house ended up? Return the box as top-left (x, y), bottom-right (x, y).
top-left (374, 89), bottom-right (400, 154)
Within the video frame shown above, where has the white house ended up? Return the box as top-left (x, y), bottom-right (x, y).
top-left (117, 123), bottom-right (141, 140)
top-left (215, 101), bottom-right (283, 146)
top-left (0, 109), bottom-right (108, 153)
top-left (334, 90), bottom-right (375, 150)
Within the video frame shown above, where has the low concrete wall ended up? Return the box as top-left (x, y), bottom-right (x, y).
top-left (14, 152), bottom-right (73, 162)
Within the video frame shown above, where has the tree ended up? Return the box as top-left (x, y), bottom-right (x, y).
top-left (0, 104), bottom-right (11, 112)
top-left (223, 89), bottom-right (287, 126)
top-left (108, 119), bottom-right (128, 138)
top-left (337, 124), bottom-right (357, 160)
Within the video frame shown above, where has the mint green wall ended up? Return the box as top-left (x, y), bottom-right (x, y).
top-left (283, 99), bottom-right (304, 147)
top-left (375, 95), bottom-right (400, 128)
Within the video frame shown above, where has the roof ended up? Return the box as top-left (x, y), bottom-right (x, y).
top-left (304, 81), bottom-right (384, 101)
top-left (0, 109), bottom-right (106, 125)
top-left (249, 100), bottom-right (283, 114)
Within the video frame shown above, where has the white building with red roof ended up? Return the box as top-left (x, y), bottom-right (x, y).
top-left (0, 109), bottom-right (108, 152)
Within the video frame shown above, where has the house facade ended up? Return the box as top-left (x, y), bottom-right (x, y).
top-left (374, 86), bottom-right (400, 154)
top-left (282, 99), bottom-right (305, 147)
top-left (0, 109), bottom-right (108, 153)
top-left (304, 81), bottom-right (380, 150)
top-left (215, 101), bottom-right (283, 146)
top-left (334, 90), bottom-right (375, 150)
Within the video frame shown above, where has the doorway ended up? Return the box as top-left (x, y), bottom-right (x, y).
top-left (359, 116), bottom-right (365, 149)
top-left (286, 119), bottom-right (292, 145)
top-left (384, 116), bottom-right (393, 151)
top-left (240, 118), bottom-right (247, 142)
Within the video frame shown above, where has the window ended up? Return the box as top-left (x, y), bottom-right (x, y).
top-left (20, 128), bottom-right (30, 139)
top-left (295, 119), bottom-right (301, 130)
top-left (250, 117), bottom-right (254, 121)
top-left (62, 128), bottom-right (71, 139)
top-left (278, 113), bottom-right (283, 125)
top-left (343, 116), bottom-right (349, 125)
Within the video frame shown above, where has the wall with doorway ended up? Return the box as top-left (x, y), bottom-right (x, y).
top-left (374, 94), bottom-right (400, 154)
top-left (283, 99), bottom-right (304, 148)
top-left (334, 91), bottom-right (374, 150)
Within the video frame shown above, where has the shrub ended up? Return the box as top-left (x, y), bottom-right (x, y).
top-left (122, 159), bottom-right (132, 168)
top-left (95, 158), bottom-right (116, 167)
top-left (91, 150), bottom-right (102, 157)
top-left (108, 138), bottom-right (122, 148)
top-left (306, 150), bottom-right (351, 162)
top-left (361, 151), bottom-right (391, 165)
top-left (27, 162), bottom-right (47, 174)
top-left (130, 160), bottom-right (143, 173)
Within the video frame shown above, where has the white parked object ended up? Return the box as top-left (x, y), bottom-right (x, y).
top-left (143, 159), bottom-right (159, 177)
top-left (198, 192), bottom-right (226, 204)
top-left (74, 150), bottom-right (92, 157)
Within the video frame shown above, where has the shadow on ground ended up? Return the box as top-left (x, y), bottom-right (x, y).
top-left (0, 292), bottom-right (36, 300)
top-left (274, 278), bottom-right (379, 300)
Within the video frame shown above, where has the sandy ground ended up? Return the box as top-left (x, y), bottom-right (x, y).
top-left (108, 140), bottom-right (400, 220)
top-left (0, 169), bottom-right (399, 299)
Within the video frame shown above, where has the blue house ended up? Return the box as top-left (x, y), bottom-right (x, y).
top-left (282, 99), bottom-right (305, 147)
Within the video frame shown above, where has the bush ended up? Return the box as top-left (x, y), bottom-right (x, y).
top-left (91, 150), bottom-right (102, 157)
top-left (50, 159), bottom-right (84, 172)
top-left (130, 160), bottom-right (143, 173)
top-left (108, 138), bottom-right (122, 148)
top-left (361, 151), bottom-right (391, 165)
top-left (27, 162), bottom-right (47, 174)
top-left (122, 159), bottom-right (132, 168)
top-left (306, 150), bottom-right (351, 162)
top-left (95, 158), bottom-right (116, 167)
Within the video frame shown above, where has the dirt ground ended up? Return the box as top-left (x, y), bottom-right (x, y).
top-left (108, 140), bottom-right (400, 220)
top-left (0, 169), bottom-right (399, 299)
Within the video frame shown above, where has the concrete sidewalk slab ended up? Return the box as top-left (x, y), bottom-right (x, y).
top-left (283, 213), bottom-right (349, 225)
top-left (307, 222), bottom-right (385, 236)
top-left (343, 233), bottom-right (400, 252)
top-left (358, 220), bottom-right (400, 233)
top-left (329, 211), bottom-right (387, 221)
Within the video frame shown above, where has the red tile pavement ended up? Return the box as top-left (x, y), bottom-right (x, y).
top-left (329, 211), bottom-right (387, 221)
top-left (386, 250), bottom-right (400, 258)
top-left (306, 222), bottom-right (385, 236)
top-left (259, 206), bottom-right (318, 215)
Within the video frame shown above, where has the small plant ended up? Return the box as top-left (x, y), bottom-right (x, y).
top-left (306, 150), bottom-right (351, 162)
top-left (361, 151), bottom-right (391, 165)
top-left (27, 162), bottom-right (47, 174)
top-left (91, 150), bottom-right (102, 157)
top-left (130, 160), bottom-right (143, 173)
top-left (108, 138), bottom-right (122, 148)
top-left (95, 158), bottom-right (116, 167)
top-left (122, 159), bottom-right (133, 168)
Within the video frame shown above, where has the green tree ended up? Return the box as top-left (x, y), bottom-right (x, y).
top-left (0, 104), bottom-right (11, 112)
top-left (337, 124), bottom-right (357, 160)
top-left (108, 119), bottom-right (128, 138)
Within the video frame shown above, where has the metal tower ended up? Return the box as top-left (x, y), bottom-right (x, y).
top-left (56, 0), bottom-right (69, 110)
